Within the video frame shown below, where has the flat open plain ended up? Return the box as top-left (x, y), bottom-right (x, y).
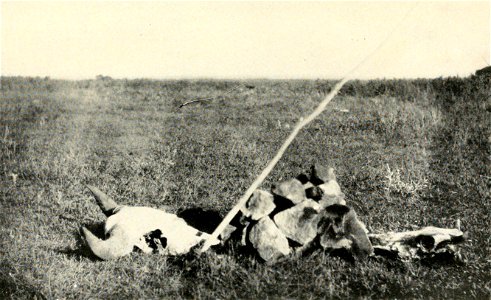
top-left (1, 76), bottom-right (489, 298)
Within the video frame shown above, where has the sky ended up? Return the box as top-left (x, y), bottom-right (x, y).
top-left (1, 1), bottom-right (489, 80)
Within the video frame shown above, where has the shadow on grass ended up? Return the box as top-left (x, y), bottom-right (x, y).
top-left (176, 207), bottom-right (223, 234)
top-left (57, 222), bottom-right (106, 261)
top-left (419, 252), bottom-right (465, 268)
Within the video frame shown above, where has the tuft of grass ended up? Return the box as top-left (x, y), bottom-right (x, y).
top-left (384, 164), bottom-right (429, 199)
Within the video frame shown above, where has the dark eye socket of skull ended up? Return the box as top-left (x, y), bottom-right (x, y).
top-left (159, 237), bottom-right (167, 248)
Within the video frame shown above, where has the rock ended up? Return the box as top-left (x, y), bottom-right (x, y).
top-left (318, 180), bottom-right (342, 197)
top-left (241, 190), bottom-right (276, 220)
top-left (306, 181), bottom-right (345, 206)
top-left (249, 217), bottom-right (291, 262)
top-left (309, 165), bottom-right (344, 204)
top-left (310, 164), bottom-right (337, 185)
top-left (219, 224), bottom-right (237, 243)
top-left (317, 204), bottom-right (373, 258)
top-left (344, 209), bottom-right (373, 257)
top-left (303, 182), bottom-right (315, 190)
top-left (317, 204), bottom-right (350, 240)
top-left (271, 178), bottom-right (306, 204)
top-left (318, 195), bottom-right (346, 208)
top-left (320, 236), bottom-right (352, 250)
top-left (273, 199), bottom-right (321, 245)
top-left (317, 176), bottom-right (345, 207)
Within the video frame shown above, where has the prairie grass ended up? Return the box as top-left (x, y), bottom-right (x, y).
top-left (0, 76), bottom-right (489, 298)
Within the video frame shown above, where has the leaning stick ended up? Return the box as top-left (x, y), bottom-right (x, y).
top-left (179, 85), bottom-right (243, 108)
top-left (199, 77), bottom-right (350, 252)
top-left (179, 97), bottom-right (217, 108)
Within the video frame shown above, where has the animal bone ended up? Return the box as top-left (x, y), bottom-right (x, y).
top-left (369, 227), bottom-right (464, 259)
top-left (81, 186), bottom-right (219, 260)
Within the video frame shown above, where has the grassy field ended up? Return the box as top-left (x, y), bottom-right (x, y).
top-left (0, 75), bottom-right (489, 299)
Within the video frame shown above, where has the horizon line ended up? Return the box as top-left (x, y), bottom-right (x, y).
top-left (0, 72), bottom-right (480, 82)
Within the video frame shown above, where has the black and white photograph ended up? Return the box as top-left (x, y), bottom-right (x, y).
top-left (1, 1), bottom-right (490, 298)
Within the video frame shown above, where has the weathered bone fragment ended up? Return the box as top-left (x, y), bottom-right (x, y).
top-left (369, 227), bottom-right (464, 247)
top-left (86, 185), bottom-right (120, 216)
top-left (369, 227), bottom-right (464, 259)
top-left (82, 226), bottom-right (134, 260)
top-left (82, 187), bottom-right (219, 260)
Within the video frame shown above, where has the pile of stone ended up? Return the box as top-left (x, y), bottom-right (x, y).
top-left (223, 165), bottom-right (374, 263)
top-left (221, 165), bottom-right (465, 264)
